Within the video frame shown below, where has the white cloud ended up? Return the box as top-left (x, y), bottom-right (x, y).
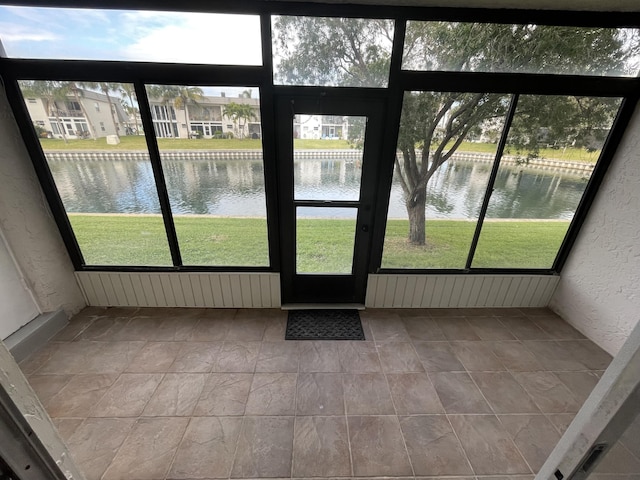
top-left (120, 12), bottom-right (262, 65)
top-left (0, 22), bottom-right (57, 42)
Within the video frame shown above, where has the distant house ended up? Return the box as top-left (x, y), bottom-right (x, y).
top-left (294, 114), bottom-right (349, 140)
top-left (147, 94), bottom-right (262, 139)
top-left (24, 89), bottom-right (129, 139)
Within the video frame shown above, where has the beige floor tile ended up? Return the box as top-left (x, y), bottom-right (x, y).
top-left (449, 414), bottom-right (531, 475)
top-left (227, 310), bottom-right (267, 341)
top-left (377, 342), bottom-right (424, 372)
top-left (256, 342), bottom-right (300, 372)
top-left (436, 318), bottom-right (481, 341)
top-left (213, 341), bottom-right (260, 372)
top-left (263, 317), bottom-right (287, 341)
top-left (532, 315), bottom-right (585, 340)
top-left (169, 416), bottom-right (242, 479)
top-left (472, 372), bottom-right (541, 414)
top-left (595, 442), bottom-right (640, 474)
top-left (450, 341), bottom-right (506, 371)
top-left (66, 418), bottom-right (135, 480)
top-left (413, 341), bottom-right (465, 372)
top-left (112, 317), bottom-right (165, 341)
top-left (145, 315), bottom-right (200, 341)
top-left (91, 373), bottom-right (163, 417)
top-left (431, 372), bottom-right (491, 414)
top-left (343, 373), bottom-right (395, 415)
top-left (169, 342), bottom-right (222, 372)
top-left (467, 317), bottom-right (517, 341)
top-left (52, 418), bottom-right (85, 442)
top-left (296, 373), bottom-right (344, 415)
top-left (523, 340), bottom-right (590, 371)
top-left (50, 315), bottom-right (98, 342)
top-left (27, 374), bottom-right (73, 407)
top-left (499, 414), bottom-right (562, 472)
top-left (621, 412), bottom-right (640, 459)
top-left (559, 340), bottom-right (612, 370)
top-left (488, 341), bottom-right (545, 372)
top-left (546, 413), bottom-right (576, 434)
top-left (19, 342), bottom-right (62, 375)
top-left (75, 317), bottom-right (129, 341)
top-left (348, 415), bottom-right (413, 477)
top-left (245, 373), bottom-right (297, 415)
top-left (399, 415), bottom-right (473, 476)
top-left (143, 373), bottom-right (206, 416)
top-left (337, 342), bottom-right (381, 372)
top-left (368, 315), bottom-right (411, 343)
top-left (554, 371), bottom-right (601, 403)
top-left (231, 416), bottom-right (294, 478)
top-left (387, 373), bottom-right (444, 414)
top-left (125, 342), bottom-right (182, 373)
top-left (102, 417), bottom-right (189, 480)
top-left (47, 374), bottom-right (118, 418)
top-left (298, 341), bottom-right (341, 372)
top-left (194, 373), bottom-right (252, 416)
top-left (499, 317), bottom-right (550, 341)
top-left (402, 316), bottom-right (446, 341)
top-left (428, 308), bottom-right (465, 317)
top-left (188, 315), bottom-right (233, 342)
top-left (292, 416), bottom-right (351, 477)
top-left (513, 372), bottom-right (582, 413)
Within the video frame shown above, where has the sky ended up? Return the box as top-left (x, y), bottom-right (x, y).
top-left (0, 5), bottom-right (263, 65)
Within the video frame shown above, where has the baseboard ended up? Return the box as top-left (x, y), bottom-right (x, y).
top-left (4, 310), bottom-right (68, 363)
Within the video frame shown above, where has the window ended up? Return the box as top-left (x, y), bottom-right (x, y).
top-left (27, 98), bottom-right (36, 103)
top-left (403, 21), bottom-right (640, 76)
top-left (146, 84), bottom-right (269, 266)
top-left (0, 6), bottom-right (262, 65)
top-left (18, 80), bottom-right (172, 266)
top-left (272, 15), bottom-right (394, 87)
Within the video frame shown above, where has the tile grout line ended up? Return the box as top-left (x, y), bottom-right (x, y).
top-left (290, 339), bottom-right (301, 479)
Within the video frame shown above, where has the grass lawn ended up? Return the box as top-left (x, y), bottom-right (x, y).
top-left (69, 214), bottom-right (568, 270)
top-left (39, 136), bottom-right (598, 162)
top-left (39, 136), bottom-right (352, 151)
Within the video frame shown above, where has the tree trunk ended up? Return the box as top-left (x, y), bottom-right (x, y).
top-left (407, 188), bottom-right (427, 245)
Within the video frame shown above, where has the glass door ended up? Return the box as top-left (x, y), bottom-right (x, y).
top-left (276, 95), bottom-right (385, 304)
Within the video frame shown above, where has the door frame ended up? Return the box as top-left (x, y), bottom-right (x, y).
top-left (275, 92), bottom-right (387, 304)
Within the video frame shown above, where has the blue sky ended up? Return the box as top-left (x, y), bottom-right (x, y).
top-left (0, 6), bottom-right (262, 65)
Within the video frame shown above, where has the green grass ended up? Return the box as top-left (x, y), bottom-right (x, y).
top-left (39, 136), bottom-right (599, 162)
top-left (39, 136), bottom-right (351, 151)
top-left (69, 214), bottom-right (569, 270)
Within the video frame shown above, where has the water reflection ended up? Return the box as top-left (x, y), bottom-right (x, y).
top-left (48, 157), bottom-right (589, 220)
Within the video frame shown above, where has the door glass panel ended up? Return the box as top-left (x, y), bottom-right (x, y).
top-left (294, 115), bottom-right (366, 201)
top-left (403, 21), bottom-right (640, 77)
top-left (272, 16), bottom-right (393, 87)
top-left (18, 80), bottom-right (172, 266)
top-left (146, 85), bottom-right (269, 266)
top-left (297, 207), bottom-right (357, 274)
top-left (0, 6), bottom-right (262, 65)
top-left (472, 95), bottom-right (622, 269)
top-left (381, 91), bottom-right (510, 269)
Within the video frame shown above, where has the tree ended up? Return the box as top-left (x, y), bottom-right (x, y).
top-left (120, 83), bottom-right (141, 135)
top-left (173, 86), bottom-right (204, 138)
top-left (78, 82), bottom-right (122, 138)
top-left (274, 19), bottom-right (637, 244)
top-left (66, 82), bottom-right (98, 140)
top-left (19, 80), bottom-right (71, 143)
top-left (223, 102), bottom-right (257, 139)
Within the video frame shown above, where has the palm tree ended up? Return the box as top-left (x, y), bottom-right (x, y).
top-left (173, 86), bottom-right (204, 138)
top-left (223, 102), bottom-right (257, 139)
top-left (119, 83), bottom-right (141, 135)
top-left (79, 82), bottom-right (122, 138)
top-left (147, 84), bottom-right (179, 137)
top-left (65, 82), bottom-right (98, 139)
top-left (19, 80), bottom-right (71, 143)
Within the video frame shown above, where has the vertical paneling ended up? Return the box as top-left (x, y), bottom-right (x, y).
top-left (364, 274), bottom-right (559, 308)
top-left (75, 272), bottom-right (281, 308)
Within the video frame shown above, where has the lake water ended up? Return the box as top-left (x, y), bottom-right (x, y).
top-left (48, 157), bottom-right (590, 220)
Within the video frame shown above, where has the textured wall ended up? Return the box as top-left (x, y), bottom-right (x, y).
top-left (550, 105), bottom-right (640, 356)
top-left (0, 85), bottom-right (85, 318)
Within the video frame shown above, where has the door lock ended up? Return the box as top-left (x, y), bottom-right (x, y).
top-left (361, 225), bottom-right (369, 232)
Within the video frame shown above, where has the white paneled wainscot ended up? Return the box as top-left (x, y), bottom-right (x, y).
top-left (76, 272), bottom-right (559, 309)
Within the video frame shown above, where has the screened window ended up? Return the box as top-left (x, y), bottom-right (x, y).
top-left (403, 21), bottom-right (640, 77)
top-left (272, 15), bottom-right (394, 87)
top-left (146, 85), bottom-right (269, 266)
top-left (18, 80), bottom-right (172, 266)
top-left (0, 6), bottom-right (262, 65)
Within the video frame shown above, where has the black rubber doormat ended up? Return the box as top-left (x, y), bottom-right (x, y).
top-left (286, 309), bottom-right (364, 340)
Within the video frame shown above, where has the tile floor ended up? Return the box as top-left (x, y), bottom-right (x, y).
top-left (19, 307), bottom-right (615, 480)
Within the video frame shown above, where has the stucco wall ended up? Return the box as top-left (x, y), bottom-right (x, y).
top-left (0, 85), bottom-right (85, 320)
top-left (550, 104), bottom-right (640, 356)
